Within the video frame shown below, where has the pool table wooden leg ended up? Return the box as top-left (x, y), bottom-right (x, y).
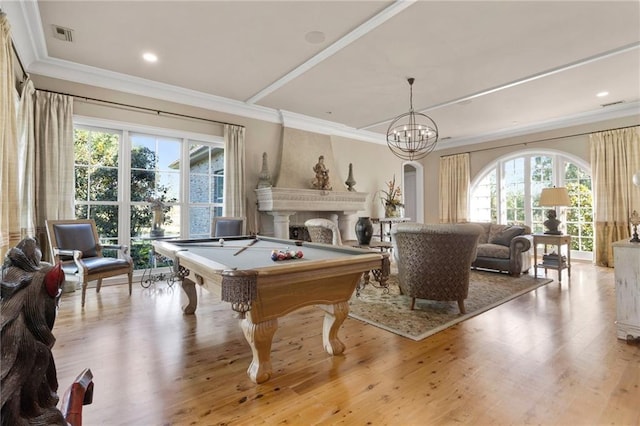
top-left (180, 277), bottom-right (198, 314)
top-left (241, 317), bottom-right (278, 384)
top-left (318, 301), bottom-right (349, 355)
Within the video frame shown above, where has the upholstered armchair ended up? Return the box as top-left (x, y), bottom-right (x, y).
top-left (304, 218), bottom-right (343, 245)
top-left (390, 223), bottom-right (483, 313)
top-left (46, 219), bottom-right (133, 307)
top-left (211, 216), bottom-right (246, 237)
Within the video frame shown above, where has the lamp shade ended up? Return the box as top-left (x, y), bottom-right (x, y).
top-left (539, 187), bottom-right (571, 207)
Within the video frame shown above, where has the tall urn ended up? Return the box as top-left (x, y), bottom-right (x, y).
top-left (355, 217), bottom-right (374, 245)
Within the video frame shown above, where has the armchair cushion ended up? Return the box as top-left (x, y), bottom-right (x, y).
top-left (62, 257), bottom-right (132, 275)
top-left (489, 226), bottom-right (525, 246)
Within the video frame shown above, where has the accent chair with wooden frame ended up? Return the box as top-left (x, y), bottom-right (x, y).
top-left (211, 216), bottom-right (246, 237)
top-left (46, 219), bottom-right (133, 307)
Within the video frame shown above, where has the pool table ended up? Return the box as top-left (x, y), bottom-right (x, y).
top-left (152, 235), bottom-right (388, 384)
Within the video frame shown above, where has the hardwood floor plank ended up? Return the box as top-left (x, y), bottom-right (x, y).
top-left (47, 262), bottom-right (640, 425)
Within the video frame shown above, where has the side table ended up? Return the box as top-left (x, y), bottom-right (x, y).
top-left (134, 234), bottom-right (179, 287)
top-left (533, 234), bottom-right (571, 282)
top-left (344, 240), bottom-right (392, 295)
top-left (371, 217), bottom-right (411, 242)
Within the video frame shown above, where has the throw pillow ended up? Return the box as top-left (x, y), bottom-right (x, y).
top-left (489, 226), bottom-right (525, 246)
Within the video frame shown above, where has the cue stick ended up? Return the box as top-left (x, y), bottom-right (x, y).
top-left (233, 238), bottom-right (259, 256)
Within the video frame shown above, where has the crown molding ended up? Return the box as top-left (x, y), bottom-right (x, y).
top-left (5, 0), bottom-right (637, 150)
top-left (439, 100), bottom-right (640, 150)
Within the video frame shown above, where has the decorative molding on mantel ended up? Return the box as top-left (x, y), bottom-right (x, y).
top-left (255, 187), bottom-right (368, 213)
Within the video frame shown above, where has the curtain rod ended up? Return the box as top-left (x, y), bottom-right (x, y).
top-left (440, 123), bottom-right (639, 157)
top-left (36, 88), bottom-right (243, 128)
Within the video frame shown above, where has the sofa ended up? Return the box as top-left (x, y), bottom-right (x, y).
top-left (468, 222), bottom-right (532, 277)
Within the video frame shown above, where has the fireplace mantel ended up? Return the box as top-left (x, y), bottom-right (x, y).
top-left (255, 187), bottom-right (368, 239)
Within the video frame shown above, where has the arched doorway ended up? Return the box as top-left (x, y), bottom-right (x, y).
top-left (403, 162), bottom-right (424, 223)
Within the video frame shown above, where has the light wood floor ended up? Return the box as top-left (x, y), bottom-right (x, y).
top-left (51, 262), bottom-right (639, 426)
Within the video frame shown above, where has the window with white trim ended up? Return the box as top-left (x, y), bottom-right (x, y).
top-left (470, 151), bottom-right (594, 259)
top-left (73, 119), bottom-right (223, 269)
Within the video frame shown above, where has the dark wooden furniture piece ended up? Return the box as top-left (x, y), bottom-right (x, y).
top-left (59, 368), bottom-right (94, 426)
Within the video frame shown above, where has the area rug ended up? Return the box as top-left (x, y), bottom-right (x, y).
top-left (348, 270), bottom-right (553, 341)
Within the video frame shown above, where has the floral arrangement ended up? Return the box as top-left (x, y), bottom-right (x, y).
top-left (379, 175), bottom-right (404, 214)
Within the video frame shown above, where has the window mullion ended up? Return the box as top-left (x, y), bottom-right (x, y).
top-left (121, 129), bottom-right (131, 247)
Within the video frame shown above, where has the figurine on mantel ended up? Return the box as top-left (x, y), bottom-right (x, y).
top-left (312, 155), bottom-right (332, 190)
top-left (256, 152), bottom-right (272, 189)
top-left (345, 163), bottom-right (356, 191)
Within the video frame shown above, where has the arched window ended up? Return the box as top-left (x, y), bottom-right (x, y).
top-left (470, 150), bottom-right (593, 259)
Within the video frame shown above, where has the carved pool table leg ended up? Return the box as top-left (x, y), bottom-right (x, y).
top-left (180, 277), bottom-right (198, 314)
top-left (241, 317), bottom-right (278, 384)
top-left (318, 301), bottom-right (349, 355)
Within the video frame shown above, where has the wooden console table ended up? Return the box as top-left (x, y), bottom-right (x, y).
top-left (533, 234), bottom-right (571, 282)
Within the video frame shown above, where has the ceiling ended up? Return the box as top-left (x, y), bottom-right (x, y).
top-left (5, 0), bottom-right (640, 149)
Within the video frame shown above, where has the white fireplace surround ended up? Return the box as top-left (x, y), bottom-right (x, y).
top-left (255, 187), bottom-right (368, 240)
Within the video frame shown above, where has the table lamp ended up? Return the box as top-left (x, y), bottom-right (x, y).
top-left (539, 187), bottom-right (571, 235)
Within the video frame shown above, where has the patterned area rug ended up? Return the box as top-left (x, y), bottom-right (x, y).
top-left (348, 270), bottom-right (553, 341)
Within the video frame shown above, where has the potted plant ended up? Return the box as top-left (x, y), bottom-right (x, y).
top-left (379, 175), bottom-right (404, 218)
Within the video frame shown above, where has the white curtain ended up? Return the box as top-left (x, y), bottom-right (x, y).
top-left (439, 153), bottom-right (470, 223)
top-left (223, 124), bottom-right (246, 220)
top-left (590, 126), bottom-right (640, 267)
top-left (18, 79), bottom-right (36, 238)
top-left (0, 12), bottom-right (20, 259)
top-left (34, 90), bottom-right (75, 257)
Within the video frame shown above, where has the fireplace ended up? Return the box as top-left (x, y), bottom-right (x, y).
top-left (255, 187), bottom-right (368, 240)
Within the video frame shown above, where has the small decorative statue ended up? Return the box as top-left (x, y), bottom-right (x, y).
top-left (1, 237), bottom-right (67, 425)
top-left (543, 209), bottom-right (562, 235)
top-left (256, 152), bottom-right (272, 189)
top-left (345, 163), bottom-right (356, 191)
top-left (312, 155), bottom-right (332, 190)
top-left (148, 197), bottom-right (166, 237)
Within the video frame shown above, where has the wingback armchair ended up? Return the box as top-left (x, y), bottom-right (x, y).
top-left (46, 219), bottom-right (133, 307)
top-left (304, 218), bottom-right (343, 245)
top-left (391, 223), bottom-right (483, 313)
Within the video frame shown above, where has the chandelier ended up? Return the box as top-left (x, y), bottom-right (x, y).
top-left (386, 78), bottom-right (438, 161)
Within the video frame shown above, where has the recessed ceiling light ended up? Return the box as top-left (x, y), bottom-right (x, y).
top-left (143, 52), bottom-right (158, 63)
top-left (305, 31), bottom-right (326, 44)
top-left (596, 91), bottom-right (609, 97)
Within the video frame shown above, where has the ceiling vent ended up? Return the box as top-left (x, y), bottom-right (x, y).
top-left (601, 100), bottom-right (624, 108)
top-left (52, 25), bottom-right (74, 42)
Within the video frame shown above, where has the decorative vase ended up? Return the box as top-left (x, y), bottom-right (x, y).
top-left (345, 163), bottom-right (356, 192)
top-left (355, 217), bottom-right (373, 245)
top-left (385, 204), bottom-right (400, 218)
